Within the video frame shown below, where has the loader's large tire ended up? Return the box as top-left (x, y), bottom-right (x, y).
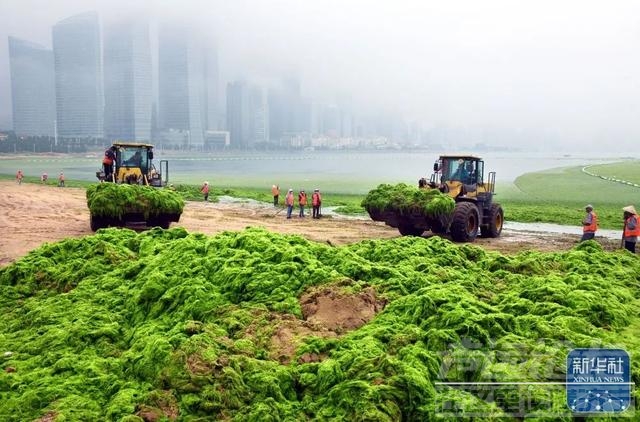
top-left (450, 202), bottom-right (479, 242)
top-left (480, 203), bottom-right (504, 238)
top-left (398, 224), bottom-right (424, 237)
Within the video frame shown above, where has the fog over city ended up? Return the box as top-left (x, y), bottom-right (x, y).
top-left (1, 0), bottom-right (640, 151)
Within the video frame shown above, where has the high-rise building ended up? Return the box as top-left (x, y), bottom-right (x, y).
top-left (226, 81), bottom-right (249, 148)
top-left (158, 25), bottom-right (188, 132)
top-left (52, 12), bottom-right (103, 138)
top-left (8, 37), bottom-right (56, 136)
top-left (103, 20), bottom-right (152, 141)
top-left (268, 77), bottom-right (308, 141)
top-left (321, 105), bottom-right (341, 137)
top-left (158, 23), bottom-right (215, 147)
top-left (204, 47), bottom-right (222, 131)
top-left (249, 85), bottom-right (269, 145)
top-left (226, 81), bottom-right (269, 148)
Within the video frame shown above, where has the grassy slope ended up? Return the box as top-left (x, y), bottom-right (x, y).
top-left (585, 161), bottom-right (640, 185)
top-left (501, 165), bottom-right (639, 229)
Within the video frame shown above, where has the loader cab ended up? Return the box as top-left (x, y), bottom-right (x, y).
top-left (96, 141), bottom-right (168, 186)
top-left (435, 156), bottom-right (484, 186)
top-left (110, 142), bottom-right (164, 186)
top-left (119, 148), bottom-right (148, 171)
top-left (113, 145), bottom-right (146, 184)
top-left (431, 155), bottom-right (496, 199)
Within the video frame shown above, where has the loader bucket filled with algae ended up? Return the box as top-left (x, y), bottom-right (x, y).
top-left (362, 183), bottom-right (457, 237)
top-left (1, 227), bottom-right (639, 420)
top-left (86, 183), bottom-right (184, 231)
top-left (361, 183), bottom-right (455, 218)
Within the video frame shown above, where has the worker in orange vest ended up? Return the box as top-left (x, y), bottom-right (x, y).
top-left (580, 204), bottom-right (597, 241)
top-left (58, 172), bottom-right (65, 187)
top-left (312, 189), bottom-right (322, 219)
top-left (622, 205), bottom-right (639, 253)
top-left (298, 190), bottom-right (308, 217)
top-left (200, 181), bottom-right (210, 201)
top-left (16, 169), bottom-right (23, 185)
top-left (285, 189), bottom-right (294, 219)
top-left (271, 185), bottom-right (280, 206)
top-left (102, 146), bottom-right (117, 181)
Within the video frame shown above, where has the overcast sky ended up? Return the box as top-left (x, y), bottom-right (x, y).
top-left (1, 0), bottom-right (640, 149)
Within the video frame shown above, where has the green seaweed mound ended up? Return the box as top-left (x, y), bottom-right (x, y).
top-left (86, 183), bottom-right (185, 219)
top-left (1, 231), bottom-right (639, 420)
top-left (361, 183), bottom-right (455, 218)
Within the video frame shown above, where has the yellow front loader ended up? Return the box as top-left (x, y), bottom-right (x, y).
top-left (370, 155), bottom-right (504, 242)
top-left (91, 141), bottom-right (180, 231)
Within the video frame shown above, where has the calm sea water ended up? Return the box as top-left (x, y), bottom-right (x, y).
top-left (1, 150), bottom-right (636, 193)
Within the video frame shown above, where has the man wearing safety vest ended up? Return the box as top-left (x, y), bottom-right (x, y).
top-left (271, 185), bottom-right (280, 206)
top-left (298, 190), bottom-right (308, 218)
top-left (622, 205), bottom-right (639, 253)
top-left (200, 181), bottom-right (210, 202)
top-left (580, 204), bottom-right (598, 241)
top-left (312, 189), bottom-right (322, 219)
top-left (285, 189), bottom-right (295, 219)
top-left (103, 146), bottom-right (117, 181)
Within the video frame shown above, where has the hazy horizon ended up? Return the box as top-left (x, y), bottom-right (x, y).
top-left (1, 0), bottom-right (640, 151)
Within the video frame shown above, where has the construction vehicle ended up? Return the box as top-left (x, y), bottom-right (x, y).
top-left (366, 155), bottom-right (503, 242)
top-left (96, 141), bottom-right (168, 186)
top-left (89, 142), bottom-right (182, 231)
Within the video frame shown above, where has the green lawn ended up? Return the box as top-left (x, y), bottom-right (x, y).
top-left (584, 161), bottom-right (640, 185)
top-left (498, 164), bottom-right (639, 229)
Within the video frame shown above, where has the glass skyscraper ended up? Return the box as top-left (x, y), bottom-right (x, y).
top-left (103, 20), bottom-right (152, 141)
top-left (52, 12), bottom-right (103, 138)
top-left (8, 37), bottom-right (56, 136)
top-left (226, 81), bottom-right (269, 148)
top-left (158, 24), bottom-right (217, 147)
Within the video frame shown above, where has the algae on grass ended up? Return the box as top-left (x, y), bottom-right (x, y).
top-left (1, 227), bottom-right (640, 421)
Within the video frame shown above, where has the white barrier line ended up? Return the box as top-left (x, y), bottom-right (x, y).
top-left (582, 165), bottom-right (639, 189)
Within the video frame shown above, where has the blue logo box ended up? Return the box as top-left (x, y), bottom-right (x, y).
top-left (566, 348), bottom-right (631, 413)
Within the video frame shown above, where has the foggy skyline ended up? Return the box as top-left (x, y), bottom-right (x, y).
top-left (1, 0), bottom-right (640, 150)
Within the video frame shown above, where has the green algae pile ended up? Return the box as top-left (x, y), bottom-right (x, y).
top-left (362, 183), bottom-right (455, 218)
top-left (1, 228), bottom-right (639, 421)
top-left (87, 183), bottom-right (185, 219)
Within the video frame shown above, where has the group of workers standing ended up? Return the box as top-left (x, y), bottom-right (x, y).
top-left (15, 169), bottom-right (65, 187)
top-left (272, 185), bottom-right (322, 219)
top-left (198, 183), bottom-right (323, 219)
top-left (581, 204), bottom-right (639, 253)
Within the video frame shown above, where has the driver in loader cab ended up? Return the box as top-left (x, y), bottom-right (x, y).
top-left (451, 160), bottom-right (478, 194)
top-left (125, 151), bottom-right (142, 167)
top-left (452, 159), bottom-right (469, 182)
top-left (465, 162), bottom-right (476, 184)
